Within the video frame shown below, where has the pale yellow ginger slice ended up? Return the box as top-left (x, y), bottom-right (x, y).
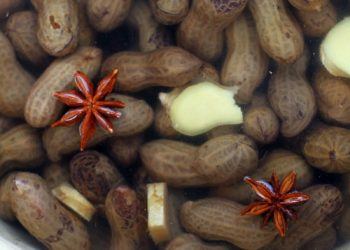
top-left (321, 17), bottom-right (350, 78)
top-left (52, 182), bottom-right (96, 221)
top-left (159, 81), bottom-right (242, 136)
top-left (147, 182), bottom-right (171, 244)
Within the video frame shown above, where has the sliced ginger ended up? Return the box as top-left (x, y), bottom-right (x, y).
top-left (52, 182), bottom-right (96, 221)
top-left (159, 81), bottom-right (243, 136)
top-left (147, 182), bottom-right (171, 244)
top-left (321, 17), bottom-right (350, 78)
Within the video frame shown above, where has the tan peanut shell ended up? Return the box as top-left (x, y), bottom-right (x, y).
top-left (107, 134), bottom-right (144, 167)
top-left (177, 0), bottom-right (248, 62)
top-left (180, 198), bottom-right (277, 249)
top-left (243, 105), bottom-right (279, 144)
top-left (149, 0), bottom-right (189, 25)
top-left (127, 0), bottom-right (173, 52)
top-left (77, 0), bottom-right (95, 46)
top-left (301, 227), bottom-right (336, 250)
top-left (166, 233), bottom-right (230, 250)
top-left (25, 46), bottom-right (102, 128)
top-left (301, 125), bottom-right (350, 173)
top-left (87, 0), bottom-right (132, 32)
top-left (140, 134), bottom-right (258, 187)
top-left (338, 203), bottom-right (350, 241)
top-left (102, 46), bottom-right (202, 92)
top-left (154, 105), bottom-right (179, 138)
top-left (6, 11), bottom-right (49, 66)
top-left (295, 2), bottom-right (337, 38)
top-left (0, 31), bottom-right (35, 118)
top-left (313, 68), bottom-right (350, 125)
top-left (0, 124), bottom-right (45, 178)
top-left (266, 185), bottom-right (343, 250)
top-left (249, 0), bottom-right (304, 64)
top-left (206, 125), bottom-right (239, 140)
top-left (105, 185), bottom-right (150, 250)
top-left (32, 0), bottom-right (79, 57)
top-left (43, 94), bottom-right (154, 162)
top-left (288, 0), bottom-right (329, 11)
top-left (0, 172), bottom-right (90, 249)
top-left (268, 50), bottom-right (316, 137)
top-left (221, 12), bottom-right (268, 104)
top-left (43, 163), bottom-right (70, 189)
top-left (211, 149), bottom-right (314, 204)
top-left (0, 115), bottom-right (17, 135)
top-left (70, 151), bottom-right (125, 204)
top-left (0, 0), bottom-right (24, 18)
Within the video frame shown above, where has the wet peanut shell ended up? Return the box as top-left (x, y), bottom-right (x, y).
top-left (165, 233), bottom-right (230, 250)
top-left (101, 46), bottom-right (203, 92)
top-left (31, 0), bottom-right (79, 57)
top-left (221, 12), bottom-right (268, 104)
top-left (42, 162), bottom-right (70, 189)
top-left (177, 0), bottom-right (248, 62)
top-left (43, 94), bottom-right (154, 162)
top-left (301, 125), bottom-right (350, 173)
top-left (211, 149), bottom-right (314, 204)
top-left (87, 0), bottom-right (133, 32)
top-left (0, 0), bottom-right (24, 18)
top-left (149, 0), bottom-right (189, 25)
top-left (0, 115), bottom-right (17, 135)
top-left (0, 172), bottom-right (90, 249)
top-left (25, 46), bottom-right (102, 128)
top-left (301, 226), bottom-right (336, 250)
top-left (77, 0), bottom-right (95, 46)
top-left (0, 124), bottom-right (45, 178)
top-left (338, 203), bottom-right (350, 241)
top-left (249, 0), bottom-right (304, 64)
top-left (154, 105), bottom-right (179, 138)
top-left (6, 11), bottom-right (49, 66)
top-left (180, 198), bottom-right (277, 249)
top-left (0, 31), bottom-right (35, 118)
top-left (288, 0), bottom-right (329, 11)
top-left (70, 151), bottom-right (125, 204)
top-left (141, 134), bottom-right (258, 187)
top-left (266, 185), bottom-right (343, 250)
top-left (206, 125), bottom-right (239, 140)
top-left (107, 134), bottom-right (144, 167)
top-left (313, 68), bottom-right (350, 126)
top-left (295, 2), bottom-right (337, 38)
top-left (127, 0), bottom-right (173, 52)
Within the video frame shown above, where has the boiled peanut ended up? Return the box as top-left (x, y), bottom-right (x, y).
top-left (140, 134), bottom-right (258, 187)
top-left (102, 46), bottom-right (202, 92)
top-left (221, 12), bottom-right (268, 104)
top-left (313, 68), bottom-right (350, 125)
top-left (177, 0), bottom-right (247, 62)
top-left (338, 203), bottom-right (350, 241)
top-left (0, 0), bottom-right (24, 18)
top-left (268, 50), bottom-right (316, 137)
top-left (180, 198), bottom-right (277, 249)
top-left (0, 31), bottom-right (35, 118)
top-left (107, 134), bottom-right (143, 167)
top-left (149, 0), bottom-right (189, 25)
top-left (31, 0), bottom-right (79, 57)
top-left (6, 11), bottom-right (49, 66)
top-left (127, 0), bottom-right (173, 52)
top-left (249, 0), bottom-right (304, 64)
top-left (70, 151), bottom-right (125, 204)
top-left (301, 124), bottom-right (350, 173)
top-left (301, 227), bottom-right (336, 250)
top-left (295, 2), bottom-right (337, 38)
top-left (43, 94), bottom-right (154, 162)
top-left (105, 185), bottom-right (150, 250)
top-left (0, 115), bottom-right (17, 135)
top-left (288, 0), bottom-right (329, 11)
top-left (166, 233), bottom-right (230, 250)
top-left (212, 149), bottom-right (314, 204)
top-left (43, 163), bottom-right (70, 189)
top-left (154, 105), bottom-right (179, 138)
top-left (87, 0), bottom-right (133, 32)
top-left (0, 172), bottom-right (90, 249)
top-left (25, 46), bottom-right (102, 128)
top-left (77, 0), bottom-right (95, 46)
top-left (206, 125), bottom-right (239, 140)
top-left (0, 124), bottom-right (45, 178)
top-left (266, 185), bottom-right (343, 250)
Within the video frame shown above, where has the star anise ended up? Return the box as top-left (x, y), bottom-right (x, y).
top-left (52, 69), bottom-right (125, 151)
top-left (241, 171), bottom-right (310, 237)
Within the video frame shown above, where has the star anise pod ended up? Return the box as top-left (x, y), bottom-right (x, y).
top-left (241, 171), bottom-right (310, 237)
top-left (52, 69), bottom-right (125, 151)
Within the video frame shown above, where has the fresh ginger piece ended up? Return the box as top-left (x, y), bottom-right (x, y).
top-left (159, 81), bottom-right (243, 136)
top-left (147, 182), bottom-right (171, 244)
top-left (52, 182), bottom-right (96, 221)
top-left (321, 17), bottom-right (350, 78)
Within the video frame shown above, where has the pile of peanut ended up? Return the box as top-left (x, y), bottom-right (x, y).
top-left (0, 0), bottom-right (349, 249)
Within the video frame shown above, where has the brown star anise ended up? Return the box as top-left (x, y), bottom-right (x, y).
top-left (52, 69), bottom-right (125, 151)
top-left (241, 171), bottom-right (310, 237)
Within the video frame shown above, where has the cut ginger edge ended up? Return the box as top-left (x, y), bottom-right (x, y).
top-left (321, 17), bottom-right (350, 78)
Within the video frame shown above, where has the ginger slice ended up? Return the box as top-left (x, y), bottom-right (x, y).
top-left (159, 81), bottom-right (243, 136)
top-left (52, 182), bottom-right (96, 221)
top-left (321, 17), bottom-right (350, 78)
